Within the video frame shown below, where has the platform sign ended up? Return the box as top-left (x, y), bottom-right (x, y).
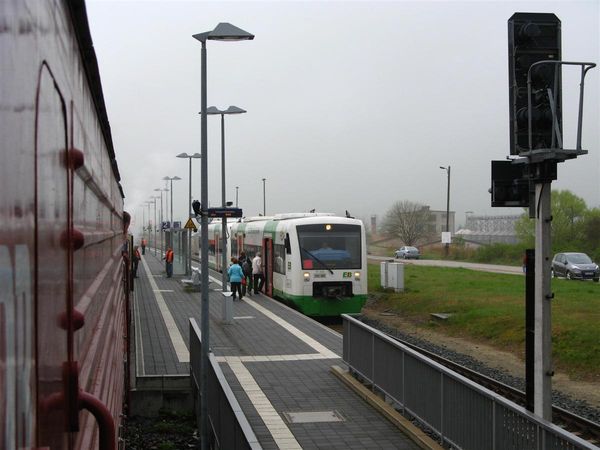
top-left (161, 221), bottom-right (170, 230)
top-left (206, 207), bottom-right (243, 218)
top-left (173, 221), bottom-right (181, 229)
top-left (184, 218), bottom-right (198, 232)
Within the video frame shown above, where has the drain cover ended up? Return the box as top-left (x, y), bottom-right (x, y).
top-left (283, 410), bottom-right (344, 424)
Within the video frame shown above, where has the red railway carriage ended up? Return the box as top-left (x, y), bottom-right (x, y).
top-left (1, 1), bottom-right (128, 449)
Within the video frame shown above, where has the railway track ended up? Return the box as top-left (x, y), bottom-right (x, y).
top-left (386, 333), bottom-right (600, 446)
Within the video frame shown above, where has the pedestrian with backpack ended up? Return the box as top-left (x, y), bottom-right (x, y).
top-left (239, 251), bottom-right (253, 296)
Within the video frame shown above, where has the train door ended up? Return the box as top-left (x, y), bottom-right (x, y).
top-left (35, 64), bottom-right (71, 448)
top-left (263, 238), bottom-right (274, 297)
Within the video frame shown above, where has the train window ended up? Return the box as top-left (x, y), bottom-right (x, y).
top-left (296, 224), bottom-right (361, 270)
top-left (274, 244), bottom-right (286, 274)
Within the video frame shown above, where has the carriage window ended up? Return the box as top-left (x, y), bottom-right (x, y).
top-left (296, 224), bottom-right (361, 270)
top-left (274, 244), bottom-right (286, 274)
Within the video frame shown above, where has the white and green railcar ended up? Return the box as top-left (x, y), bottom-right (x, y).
top-left (207, 213), bottom-right (368, 316)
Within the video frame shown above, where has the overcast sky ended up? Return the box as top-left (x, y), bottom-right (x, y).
top-left (86, 0), bottom-right (599, 233)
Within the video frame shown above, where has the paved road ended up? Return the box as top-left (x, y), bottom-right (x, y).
top-left (368, 255), bottom-right (523, 275)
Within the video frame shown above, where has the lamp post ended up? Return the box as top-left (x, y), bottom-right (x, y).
top-left (235, 186), bottom-right (239, 208)
top-left (193, 23), bottom-right (253, 450)
top-left (177, 152), bottom-right (201, 275)
top-left (163, 183), bottom-right (170, 229)
top-left (154, 188), bottom-right (168, 255)
top-left (439, 166), bottom-right (451, 257)
top-left (145, 201), bottom-right (153, 250)
top-left (150, 196), bottom-right (160, 256)
top-left (163, 176), bottom-right (182, 251)
top-left (262, 178), bottom-right (266, 216)
top-left (204, 105), bottom-right (247, 290)
top-left (141, 205), bottom-right (146, 239)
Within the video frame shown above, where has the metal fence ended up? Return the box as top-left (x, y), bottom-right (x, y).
top-left (189, 319), bottom-right (262, 450)
top-left (342, 314), bottom-right (597, 450)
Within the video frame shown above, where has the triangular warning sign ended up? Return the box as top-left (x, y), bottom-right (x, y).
top-left (184, 218), bottom-right (197, 230)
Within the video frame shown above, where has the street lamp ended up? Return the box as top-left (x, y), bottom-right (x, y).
top-left (440, 165), bottom-right (451, 257)
top-left (193, 23), bottom-right (253, 450)
top-left (162, 176), bottom-right (182, 228)
top-left (262, 178), bottom-right (266, 216)
top-left (141, 204), bottom-right (146, 239)
top-left (163, 176), bottom-right (181, 259)
top-left (154, 188), bottom-right (168, 255)
top-left (177, 152), bottom-right (202, 275)
top-left (145, 201), bottom-right (153, 250)
top-left (150, 196), bottom-right (160, 256)
top-left (235, 186), bottom-right (239, 208)
top-left (203, 105), bottom-right (247, 290)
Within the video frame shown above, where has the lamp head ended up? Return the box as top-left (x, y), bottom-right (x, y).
top-left (205, 106), bottom-right (222, 115)
top-left (224, 105), bottom-right (247, 115)
top-left (177, 153), bottom-right (190, 158)
top-left (193, 23), bottom-right (254, 43)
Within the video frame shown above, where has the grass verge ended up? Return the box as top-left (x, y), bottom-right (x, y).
top-left (367, 263), bottom-right (600, 380)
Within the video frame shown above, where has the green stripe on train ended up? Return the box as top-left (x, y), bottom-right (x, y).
top-left (272, 289), bottom-right (367, 316)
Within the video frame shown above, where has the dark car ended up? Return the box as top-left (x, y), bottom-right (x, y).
top-left (551, 252), bottom-right (599, 281)
top-left (394, 246), bottom-right (420, 259)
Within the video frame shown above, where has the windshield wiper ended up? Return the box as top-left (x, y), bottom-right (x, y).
top-left (300, 247), bottom-right (334, 274)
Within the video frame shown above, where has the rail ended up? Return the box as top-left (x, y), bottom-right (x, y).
top-left (342, 314), bottom-right (597, 450)
top-left (189, 319), bottom-right (261, 450)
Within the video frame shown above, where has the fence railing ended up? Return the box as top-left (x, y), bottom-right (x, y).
top-left (189, 319), bottom-right (262, 450)
top-left (342, 314), bottom-right (597, 450)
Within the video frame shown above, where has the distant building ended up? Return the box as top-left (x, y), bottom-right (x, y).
top-left (370, 215), bottom-right (377, 235)
top-left (456, 214), bottom-right (520, 245)
top-left (427, 208), bottom-right (456, 235)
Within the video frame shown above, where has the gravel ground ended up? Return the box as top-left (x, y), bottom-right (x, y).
top-left (121, 410), bottom-right (198, 450)
top-left (360, 316), bottom-right (600, 426)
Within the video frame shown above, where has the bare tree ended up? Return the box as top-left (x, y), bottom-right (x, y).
top-left (382, 201), bottom-right (432, 246)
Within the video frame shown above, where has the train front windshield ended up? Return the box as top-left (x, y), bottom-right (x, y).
top-left (297, 223), bottom-right (362, 270)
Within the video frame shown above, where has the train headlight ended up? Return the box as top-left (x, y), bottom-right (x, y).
top-left (303, 272), bottom-right (310, 281)
top-left (354, 272), bottom-right (361, 280)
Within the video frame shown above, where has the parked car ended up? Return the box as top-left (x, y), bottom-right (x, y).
top-left (394, 246), bottom-right (420, 259)
top-left (551, 252), bottom-right (599, 281)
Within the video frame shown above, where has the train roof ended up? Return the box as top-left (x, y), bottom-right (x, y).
top-left (243, 213), bottom-right (335, 222)
top-left (67, 1), bottom-right (122, 185)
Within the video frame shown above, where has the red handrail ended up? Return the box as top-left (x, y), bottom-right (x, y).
top-left (78, 391), bottom-right (116, 450)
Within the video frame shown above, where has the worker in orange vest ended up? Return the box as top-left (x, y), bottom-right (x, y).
top-left (133, 246), bottom-right (141, 278)
top-left (141, 238), bottom-right (147, 255)
top-left (164, 247), bottom-right (174, 278)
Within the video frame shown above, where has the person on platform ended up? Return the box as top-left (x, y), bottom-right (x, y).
top-left (164, 246), bottom-right (174, 278)
top-left (228, 257), bottom-right (244, 300)
top-left (238, 251), bottom-right (252, 296)
top-left (141, 238), bottom-right (147, 255)
top-left (132, 245), bottom-right (141, 278)
top-left (252, 252), bottom-right (265, 294)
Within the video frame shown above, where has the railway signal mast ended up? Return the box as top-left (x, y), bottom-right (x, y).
top-left (492, 12), bottom-right (595, 421)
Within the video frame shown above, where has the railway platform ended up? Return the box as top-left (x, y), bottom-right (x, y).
top-left (131, 251), bottom-right (424, 449)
